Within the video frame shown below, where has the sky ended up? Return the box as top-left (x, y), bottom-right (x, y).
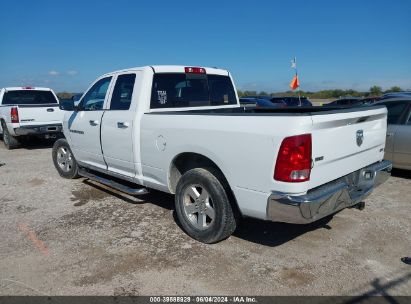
top-left (0, 0), bottom-right (410, 93)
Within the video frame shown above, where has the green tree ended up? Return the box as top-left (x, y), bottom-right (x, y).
top-left (369, 86), bottom-right (383, 96)
top-left (385, 86), bottom-right (402, 93)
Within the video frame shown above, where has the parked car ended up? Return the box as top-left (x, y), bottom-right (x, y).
top-left (270, 96), bottom-right (313, 107)
top-left (239, 97), bottom-right (257, 107)
top-left (359, 96), bottom-right (381, 104)
top-left (376, 97), bottom-right (411, 170)
top-left (240, 96), bottom-right (285, 108)
top-left (380, 92), bottom-right (411, 100)
top-left (0, 87), bottom-right (64, 149)
top-left (325, 97), bottom-right (365, 107)
top-left (240, 96), bottom-right (312, 108)
top-left (53, 65), bottom-right (391, 243)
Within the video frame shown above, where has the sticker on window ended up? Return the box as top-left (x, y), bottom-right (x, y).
top-left (157, 90), bottom-right (167, 104)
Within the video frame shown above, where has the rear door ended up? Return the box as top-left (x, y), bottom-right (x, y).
top-left (101, 73), bottom-right (139, 178)
top-left (310, 106), bottom-right (388, 188)
top-left (68, 76), bottom-right (113, 170)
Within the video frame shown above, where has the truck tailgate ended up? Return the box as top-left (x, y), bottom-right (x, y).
top-left (17, 105), bottom-right (63, 126)
top-left (310, 106), bottom-right (387, 189)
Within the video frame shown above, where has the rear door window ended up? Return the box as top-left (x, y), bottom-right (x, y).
top-left (110, 74), bottom-right (136, 110)
top-left (2, 90), bottom-right (58, 105)
top-left (385, 102), bottom-right (408, 124)
top-left (150, 73), bottom-right (237, 109)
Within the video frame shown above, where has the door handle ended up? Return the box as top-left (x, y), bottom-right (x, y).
top-left (117, 122), bottom-right (129, 128)
top-left (89, 120), bottom-right (100, 126)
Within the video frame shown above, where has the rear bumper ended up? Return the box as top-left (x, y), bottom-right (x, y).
top-left (267, 160), bottom-right (392, 224)
top-left (14, 124), bottom-right (62, 136)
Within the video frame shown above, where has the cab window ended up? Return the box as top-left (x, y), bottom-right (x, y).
top-left (150, 73), bottom-right (237, 109)
top-left (80, 77), bottom-right (112, 111)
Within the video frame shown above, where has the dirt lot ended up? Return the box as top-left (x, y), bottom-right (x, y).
top-left (0, 140), bottom-right (410, 296)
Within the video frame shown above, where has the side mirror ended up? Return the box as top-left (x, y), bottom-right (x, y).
top-left (59, 99), bottom-right (75, 111)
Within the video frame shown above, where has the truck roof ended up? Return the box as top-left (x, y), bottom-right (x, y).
top-left (1, 87), bottom-right (54, 92)
top-left (101, 65), bottom-right (229, 77)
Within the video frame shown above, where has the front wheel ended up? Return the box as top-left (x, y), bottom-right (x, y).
top-left (52, 138), bottom-right (79, 179)
top-left (175, 168), bottom-right (237, 243)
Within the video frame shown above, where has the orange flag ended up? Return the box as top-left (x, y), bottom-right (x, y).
top-left (290, 75), bottom-right (299, 90)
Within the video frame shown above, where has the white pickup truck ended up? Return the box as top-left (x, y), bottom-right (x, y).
top-left (0, 87), bottom-right (64, 149)
top-left (52, 66), bottom-right (392, 243)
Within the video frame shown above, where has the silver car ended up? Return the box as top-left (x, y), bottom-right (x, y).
top-left (377, 98), bottom-right (411, 169)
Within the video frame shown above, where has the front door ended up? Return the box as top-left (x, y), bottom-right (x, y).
top-left (101, 73), bottom-right (138, 178)
top-left (68, 76), bottom-right (113, 170)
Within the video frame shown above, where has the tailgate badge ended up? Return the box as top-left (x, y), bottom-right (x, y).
top-left (356, 130), bottom-right (364, 147)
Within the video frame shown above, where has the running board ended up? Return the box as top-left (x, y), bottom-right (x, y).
top-left (78, 168), bottom-right (149, 196)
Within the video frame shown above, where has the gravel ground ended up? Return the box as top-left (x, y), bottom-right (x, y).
top-left (0, 140), bottom-right (410, 296)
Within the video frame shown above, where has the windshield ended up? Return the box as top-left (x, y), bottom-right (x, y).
top-left (2, 90), bottom-right (58, 105)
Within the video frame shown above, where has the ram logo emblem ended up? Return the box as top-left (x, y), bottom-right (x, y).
top-left (356, 130), bottom-right (364, 147)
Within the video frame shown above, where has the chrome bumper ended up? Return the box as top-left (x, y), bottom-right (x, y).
top-left (14, 124), bottom-right (62, 136)
top-left (267, 160), bottom-right (392, 224)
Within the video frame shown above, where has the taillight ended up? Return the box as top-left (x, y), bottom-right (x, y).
top-left (185, 67), bottom-right (206, 74)
top-left (274, 134), bottom-right (312, 182)
top-left (11, 107), bottom-right (19, 123)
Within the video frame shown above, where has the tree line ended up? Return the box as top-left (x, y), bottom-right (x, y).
top-left (57, 85), bottom-right (408, 100)
top-left (237, 86), bottom-right (407, 99)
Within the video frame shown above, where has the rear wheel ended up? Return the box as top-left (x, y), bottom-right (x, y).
top-left (175, 168), bottom-right (237, 243)
top-left (1, 121), bottom-right (20, 150)
top-left (52, 138), bottom-right (79, 179)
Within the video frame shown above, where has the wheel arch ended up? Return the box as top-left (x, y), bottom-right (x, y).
top-left (168, 152), bottom-right (241, 217)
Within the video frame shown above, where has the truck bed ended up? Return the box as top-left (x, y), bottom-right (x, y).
top-left (146, 104), bottom-right (385, 116)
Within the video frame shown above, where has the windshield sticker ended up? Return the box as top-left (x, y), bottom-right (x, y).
top-left (157, 90), bottom-right (167, 104)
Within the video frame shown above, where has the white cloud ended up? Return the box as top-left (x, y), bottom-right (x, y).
top-left (67, 70), bottom-right (78, 76)
top-left (48, 70), bottom-right (59, 76)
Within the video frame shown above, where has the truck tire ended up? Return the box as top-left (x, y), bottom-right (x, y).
top-left (52, 138), bottom-right (79, 179)
top-left (1, 121), bottom-right (20, 150)
top-left (175, 167), bottom-right (237, 243)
